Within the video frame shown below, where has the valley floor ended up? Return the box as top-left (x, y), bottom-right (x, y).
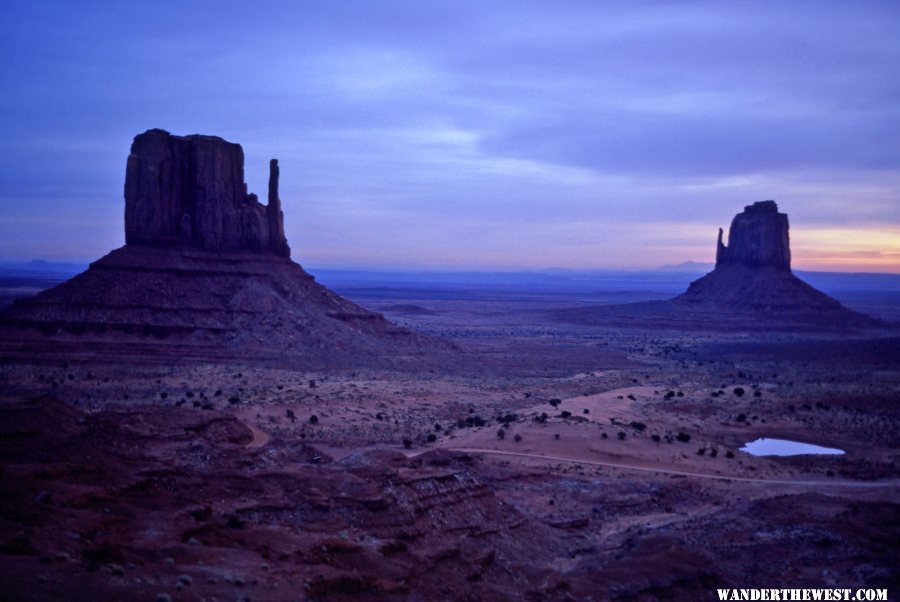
top-left (0, 290), bottom-right (897, 600)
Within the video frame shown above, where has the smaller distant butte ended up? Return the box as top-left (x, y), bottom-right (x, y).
top-left (557, 200), bottom-right (882, 331)
top-left (673, 200), bottom-right (876, 325)
top-left (0, 129), bottom-right (439, 366)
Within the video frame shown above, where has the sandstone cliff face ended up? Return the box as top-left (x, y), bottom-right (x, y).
top-left (124, 129), bottom-right (290, 257)
top-left (716, 200), bottom-right (790, 270)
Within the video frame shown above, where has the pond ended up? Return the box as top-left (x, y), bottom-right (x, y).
top-left (740, 438), bottom-right (845, 457)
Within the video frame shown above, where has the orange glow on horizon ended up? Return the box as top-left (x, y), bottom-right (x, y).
top-left (791, 227), bottom-right (900, 273)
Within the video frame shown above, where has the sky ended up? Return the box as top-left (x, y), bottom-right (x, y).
top-left (1, 1), bottom-right (898, 272)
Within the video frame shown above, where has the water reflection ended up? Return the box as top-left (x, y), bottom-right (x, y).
top-left (740, 438), bottom-right (844, 457)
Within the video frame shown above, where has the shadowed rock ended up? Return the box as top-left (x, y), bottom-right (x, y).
top-left (124, 129), bottom-right (290, 257)
top-left (0, 129), bottom-right (442, 366)
top-left (554, 200), bottom-right (882, 331)
top-left (674, 201), bottom-right (878, 327)
top-left (715, 200), bottom-right (790, 270)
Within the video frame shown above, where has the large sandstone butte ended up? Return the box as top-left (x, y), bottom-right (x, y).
top-left (673, 200), bottom-right (878, 327)
top-left (0, 129), bottom-right (435, 366)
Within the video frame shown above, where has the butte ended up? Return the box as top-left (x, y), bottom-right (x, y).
top-left (558, 200), bottom-right (881, 331)
top-left (0, 129), bottom-right (436, 366)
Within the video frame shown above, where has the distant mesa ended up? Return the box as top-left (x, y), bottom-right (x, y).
top-left (0, 129), bottom-right (436, 365)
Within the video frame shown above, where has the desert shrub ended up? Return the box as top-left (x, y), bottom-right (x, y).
top-left (402, 437), bottom-right (412, 449)
top-left (513, 434), bottom-right (522, 442)
top-left (676, 432), bottom-right (691, 443)
top-left (733, 387), bottom-right (745, 397)
top-left (534, 412), bottom-right (548, 423)
top-left (651, 434), bottom-right (661, 443)
top-left (286, 409), bottom-right (296, 420)
top-left (725, 450), bottom-right (735, 459)
top-left (457, 415), bottom-right (486, 428)
top-left (736, 413), bottom-right (746, 422)
top-left (426, 433), bottom-right (437, 443)
top-left (309, 415), bottom-right (319, 424)
top-left (627, 394), bottom-right (636, 401)
top-left (225, 515), bottom-right (243, 529)
top-left (560, 410), bottom-right (572, 419)
top-left (228, 395), bottom-right (240, 405)
top-left (601, 433), bottom-right (608, 439)
top-left (617, 431), bottom-right (627, 440)
top-left (630, 421), bottom-right (646, 431)
top-left (497, 429), bottom-right (505, 440)
top-left (549, 398), bottom-right (561, 408)
top-left (664, 391), bottom-right (675, 399)
top-left (309, 380), bottom-right (316, 388)
top-left (697, 447), bottom-right (706, 455)
top-left (497, 413), bottom-right (518, 425)
top-left (583, 409), bottom-right (589, 414)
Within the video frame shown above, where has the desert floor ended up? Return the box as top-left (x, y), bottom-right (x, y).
top-left (1, 289), bottom-right (897, 601)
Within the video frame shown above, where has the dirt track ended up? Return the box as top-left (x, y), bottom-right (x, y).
top-left (437, 447), bottom-right (900, 489)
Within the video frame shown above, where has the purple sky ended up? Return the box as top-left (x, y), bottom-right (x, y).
top-left (1, 1), bottom-right (898, 271)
